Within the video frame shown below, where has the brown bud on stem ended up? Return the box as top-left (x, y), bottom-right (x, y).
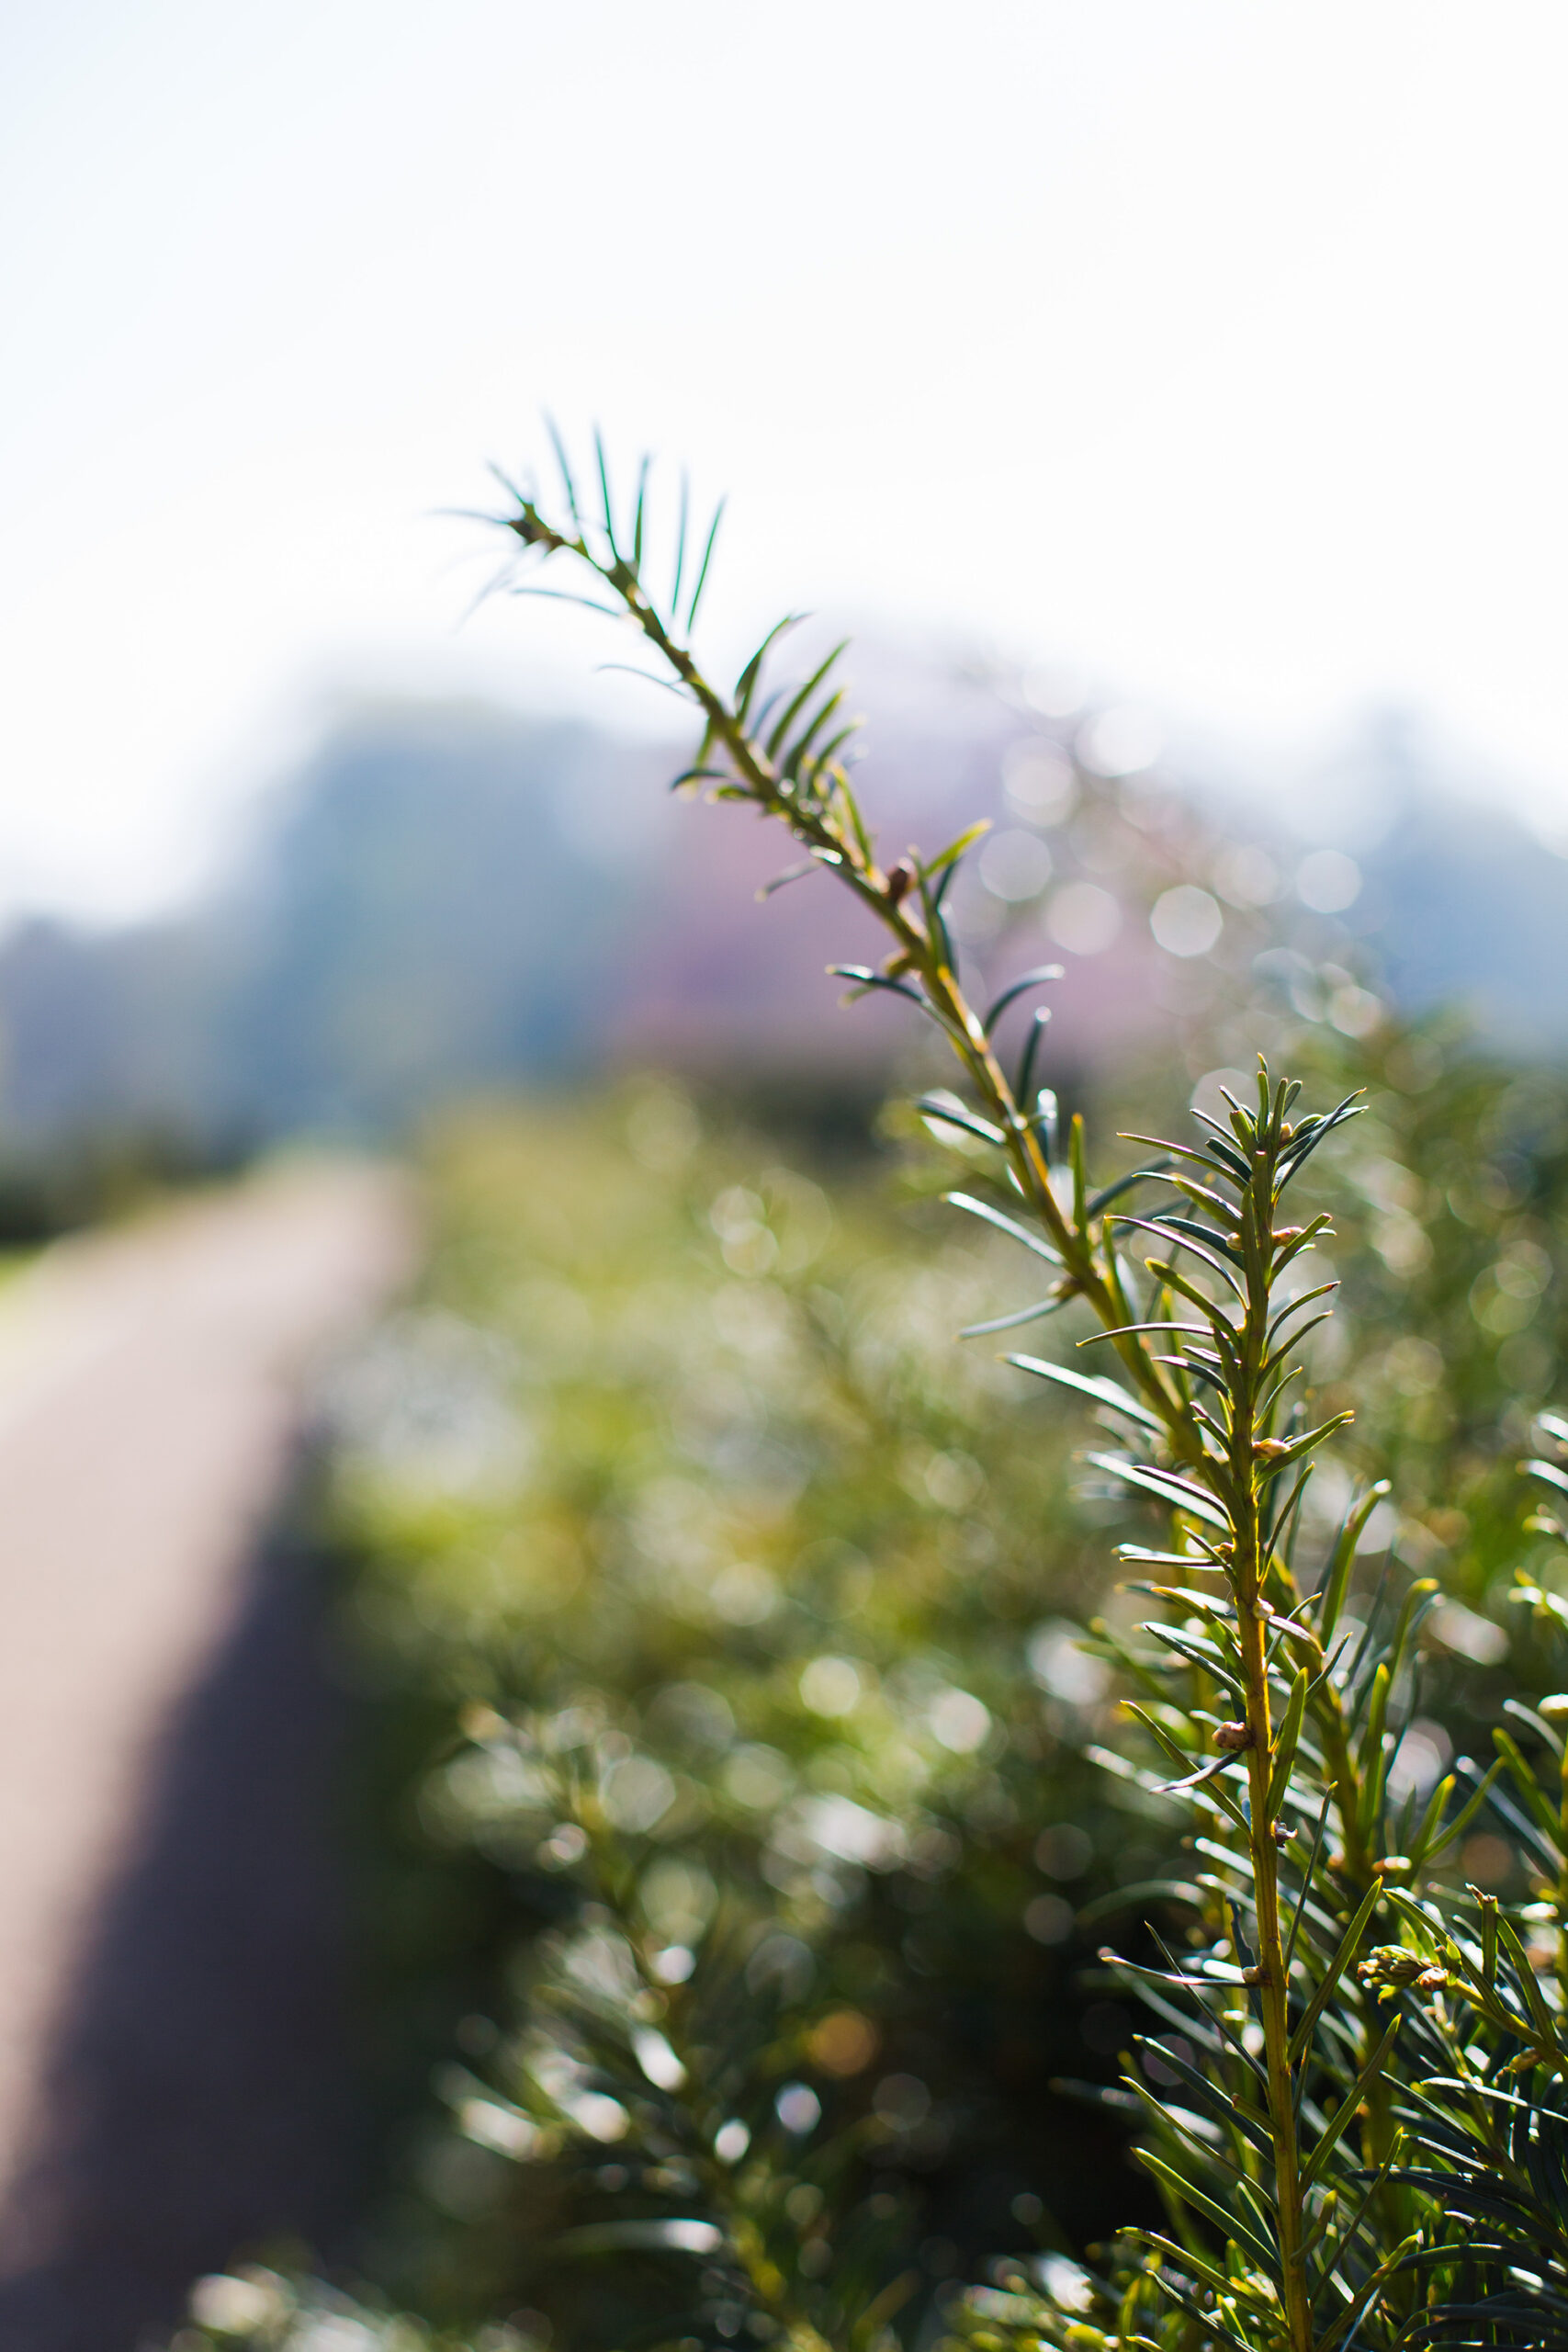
top-left (886, 858), bottom-right (917, 907)
top-left (1214, 1720), bottom-right (1253, 1752)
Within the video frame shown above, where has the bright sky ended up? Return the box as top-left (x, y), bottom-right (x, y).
top-left (5, 2), bottom-right (1568, 919)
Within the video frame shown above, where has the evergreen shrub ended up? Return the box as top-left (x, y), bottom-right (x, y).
top-left (178, 446), bottom-right (1568, 2352)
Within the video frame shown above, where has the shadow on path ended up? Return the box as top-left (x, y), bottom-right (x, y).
top-left (0, 1482), bottom-right (361, 2351)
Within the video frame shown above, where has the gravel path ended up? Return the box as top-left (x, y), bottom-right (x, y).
top-left (0, 1160), bottom-right (417, 2347)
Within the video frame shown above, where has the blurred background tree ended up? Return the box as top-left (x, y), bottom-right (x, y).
top-left (9, 664), bottom-right (1568, 1182)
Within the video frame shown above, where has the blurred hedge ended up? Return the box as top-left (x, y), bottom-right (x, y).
top-left (324, 1081), bottom-right (1142, 2328)
top-left (288, 997), bottom-right (1568, 2341)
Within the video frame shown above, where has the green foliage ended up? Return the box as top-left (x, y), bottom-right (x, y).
top-left (176, 442), bottom-right (1568, 2352)
top-left (321, 1093), bottom-right (1140, 2335)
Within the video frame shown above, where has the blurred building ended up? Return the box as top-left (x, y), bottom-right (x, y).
top-left (0, 663), bottom-right (1564, 1173)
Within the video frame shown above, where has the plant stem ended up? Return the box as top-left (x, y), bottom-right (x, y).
top-left (1231, 1144), bottom-right (1312, 2352)
top-left (491, 481), bottom-right (1383, 2346)
top-left (502, 503), bottom-right (1205, 1453)
top-left (1236, 1532), bottom-right (1312, 2350)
